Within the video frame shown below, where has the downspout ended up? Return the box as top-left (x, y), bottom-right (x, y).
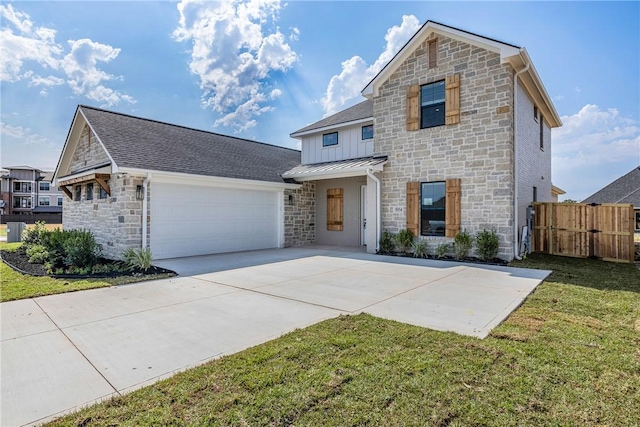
top-left (513, 59), bottom-right (530, 260)
top-left (366, 168), bottom-right (381, 252)
top-left (142, 173), bottom-right (151, 249)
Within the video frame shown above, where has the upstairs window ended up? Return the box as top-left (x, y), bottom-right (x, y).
top-left (39, 196), bottom-right (50, 206)
top-left (99, 185), bottom-right (108, 199)
top-left (362, 125), bottom-right (374, 140)
top-left (57, 196), bottom-right (63, 206)
top-left (13, 182), bottom-right (32, 193)
top-left (74, 185), bottom-right (81, 201)
top-left (420, 80), bottom-right (446, 129)
top-left (39, 182), bottom-right (50, 191)
top-left (322, 132), bottom-right (338, 147)
top-left (86, 184), bottom-right (94, 201)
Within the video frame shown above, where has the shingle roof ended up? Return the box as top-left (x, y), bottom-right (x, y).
top-left (582, 167), bottom-right (640, 206)
top-left (291, 99), bottom-right (373, 136)
top-left (78, 106), bottom-right (301, 184)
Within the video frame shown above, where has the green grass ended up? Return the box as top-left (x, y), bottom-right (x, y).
top-left (0, 242), bottom-right (174, 302)
top-left (47, 253), bottom-right (640, 426)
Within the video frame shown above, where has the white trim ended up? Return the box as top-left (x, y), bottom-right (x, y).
top-left (278, 189), bottom-right (285, 248)
top-left (360, 185), bottom-right (367, 246)
top-left (290, 117), bottom-right (373, 138)
top-left (55, 165), bottom-right (112, 186)
top-left (119, 167), bottom-right (301, 191)
top-left (285, 164), bottom-right (385, 182)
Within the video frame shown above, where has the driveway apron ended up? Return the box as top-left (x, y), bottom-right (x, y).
top-left (1, 247), bottom-right (549, 426)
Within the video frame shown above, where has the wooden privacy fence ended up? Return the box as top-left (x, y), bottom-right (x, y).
top-left (531, 202), bottom-right (635, 263)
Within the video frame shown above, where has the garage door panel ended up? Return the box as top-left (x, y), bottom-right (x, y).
top-left (151, 183), bottom-right (279, 259)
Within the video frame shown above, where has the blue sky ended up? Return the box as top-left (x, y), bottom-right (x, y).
top-left (1, 0), bottom-right (638, 201)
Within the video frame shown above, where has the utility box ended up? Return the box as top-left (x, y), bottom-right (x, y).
top-left (6, 222), bottom-right (27, 243)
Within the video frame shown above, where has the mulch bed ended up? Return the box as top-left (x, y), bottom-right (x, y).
top-left (378, 251), bottom-right (509, 266)
top-left (1, 248), bottom-right (175, 279)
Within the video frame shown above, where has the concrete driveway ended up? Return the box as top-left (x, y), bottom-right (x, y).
top-left (1, 247), bottom-right (549, 426)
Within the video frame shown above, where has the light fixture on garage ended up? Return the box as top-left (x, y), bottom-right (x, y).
top-left (136, 185), bottom-right (144, 200)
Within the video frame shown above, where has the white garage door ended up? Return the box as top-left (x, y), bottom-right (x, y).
top-left (151, 182), bottom-right (280, 259)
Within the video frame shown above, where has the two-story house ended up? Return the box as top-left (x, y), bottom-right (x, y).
top-left (285, 21), bottom-right (561, 259)
top-left (54, 21), bottom-right (560, 261)
top-left (0, 166), bottom-right (64, 217)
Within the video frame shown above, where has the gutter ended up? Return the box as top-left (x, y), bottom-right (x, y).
top-left (513, 57), bottom-right (530, 261)
top-left (366, 168), bottom-right (381, 252)
top-left (142, 173), bottom-right (151, 249)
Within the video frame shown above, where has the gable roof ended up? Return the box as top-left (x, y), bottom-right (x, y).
top-left (361, 20), bottom-right (561, 128)
top-left (57, 106), bottom-right (301, 184)
top-left (582, 167), bottom-right (640, 207)
top-left (290, 100), bottom-right (373, 138)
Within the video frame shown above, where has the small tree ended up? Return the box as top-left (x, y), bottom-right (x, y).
top-left (378, 231), bottom-right (396, 254)
top-left (475, 229), bottom-right (500, 261)
top-left (395, 229), bottom-right (415, 253)
top-left (453, 230), bottom-right (473, 259)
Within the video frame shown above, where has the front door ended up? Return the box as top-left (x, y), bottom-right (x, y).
top-left (361, 185), bottom-right (367, 245)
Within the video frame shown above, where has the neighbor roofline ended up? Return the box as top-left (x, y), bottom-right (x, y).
top-left (290, 117), bottom-right (373, 139)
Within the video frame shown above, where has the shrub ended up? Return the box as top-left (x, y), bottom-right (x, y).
top-left (21, 221), bottom-right (48, 248)
top-left (62, 230), bottom-right (100, 268)
top-left (395, 229), bottom-right (415, 253)
top-left (378, 231), bottom-right (396, 254)
top-left (453, 230), bottom-right (473, 259)
top-left (26, 244), bottom-right (49, 264)
top-left (476, 229), bottom-right (500, 261)
top-left (411, 240), bottom-right (427, 258)
top-left (435, 243), bottom-right (450, 258)
top-left (122, 247), bottom-right (153, 271)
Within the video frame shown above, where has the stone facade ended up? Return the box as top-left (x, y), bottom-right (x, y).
top-left (373, 34), bottom-right (516, 258)
top-left (284, 181), bottom-right (315, 247)
top-left (70, 125), bottom-right (110, 174)
top-left (63, 174), bottom-right (145, 260)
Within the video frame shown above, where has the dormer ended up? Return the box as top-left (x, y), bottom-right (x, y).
top-left (290, 100), bottom-right (374, 165)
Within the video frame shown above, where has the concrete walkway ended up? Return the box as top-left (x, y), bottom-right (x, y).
top-left (1, 247), bottom-right (549, 426)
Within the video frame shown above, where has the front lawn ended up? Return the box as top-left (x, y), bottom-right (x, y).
top-left (48, 254), bottom-right (640, 426)
top-left (0, 242), bottom-right (174, 302)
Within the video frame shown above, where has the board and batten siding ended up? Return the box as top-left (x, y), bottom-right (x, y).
top-left (301, 121), bottom-right (374, 165)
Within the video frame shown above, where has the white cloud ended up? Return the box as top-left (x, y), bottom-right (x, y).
top-left (173, 0), bottom-right (297, 132)
top-left (0, 4), bottom-right (134, 106)
top-left (552, 104), bottom-right (640, 200)
top-left (1, 121), bottom-right (50, 146)
top-left (321, 15), bottom-right (420, 116)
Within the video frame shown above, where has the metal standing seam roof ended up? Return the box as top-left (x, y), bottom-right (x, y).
top-left (291, 99), bottom-right (373, 136)
top-left (282, 156), bottom-right (387, 179)
top-left (78, 106), bottom-right (302, 184)
top-left (582, 167), bottom-right (640, 206)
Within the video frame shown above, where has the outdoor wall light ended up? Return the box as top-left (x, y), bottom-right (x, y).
top-left (136, 185), bottom-right (144, 200)
top-left (288, 194), bottom-right (294, 206)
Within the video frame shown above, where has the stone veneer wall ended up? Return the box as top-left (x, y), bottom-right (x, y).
top-left (63, 175), bottom-right (145, 260)
top-left (284, 181), bottom-right (316, 247)
top-left (69, 125), bottom-right (110, 174)
top-left (373, 34), bottom-right (516, 259)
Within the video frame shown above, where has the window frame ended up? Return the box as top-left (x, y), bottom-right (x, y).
top-left (533, 106), bottom-right (539, 122)
top-left (419, 181), bottom-right (446, 237)
top-left (13, 181), bottom-right (32, 193)
top-left (533, 186), bottom-right (538, 202)
top-left (38, 196), bottom-right (51, 206)
top-left (420, 80), bottom-right (446, 129)
top-left (539, 114), bottom-right (544, 150)
top-left (39, 181), bottom-right (50, 191)
top-left (74, 185), bottom-right (81, 201)
top-left (322, 132), bottom-right (339, 147)
top-left (361, 125), bottom-right (374, 141)
top-left (98, 185), bottom-right (108, 199)
top-left (86, 183), bottom-right (94, 201)
top-left (57, 196), bottom-right (63, 206)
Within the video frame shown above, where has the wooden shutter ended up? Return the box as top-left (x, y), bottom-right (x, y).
top-left (406, 182), bottom-right (420, 236)
top-left (406, 84), bottom-right (420, 131)
top-left (327, 188), bottom-right (343, 231)
top-left (445, 74), bottom-right (460, 125)
top-left (428, 39), bottom-right (437, 69)
top-left (445, 179), bottom-right (461, 238)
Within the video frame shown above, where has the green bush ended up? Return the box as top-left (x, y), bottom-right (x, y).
top-left (435, 243), bottom-right (450, 258)
top-left (21, 221), bottom-right (48, 248)
top-left (25, 244), bottom-right (49, 264)
top-left (476, 229), bottom-right (500, 261)
top-left (453, 230), bottom-right (473, 259)
top-left (411, 240), bottom-right (427, 258)
top-left (395, 229), bottom-right (415, 253)
top-left (62, 230), bottom-right (100, 268)
top-left (378, 231), bottom-right (396, 254)
top-left (122, 247), bottom-right (153, 271)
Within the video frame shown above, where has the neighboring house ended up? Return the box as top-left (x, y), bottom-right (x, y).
top-left (55, 21), bottom-right (562, 261)
top-left (582, 167), bottom-right (640, 231)
top-left (551, 184), bottom-right (566, 202)
top-left (0, 166), bottom-right (63, 216)
top-left (53, 106), bottom-right (302, 260)
top-left (286, 20), bottom-right (561, 259)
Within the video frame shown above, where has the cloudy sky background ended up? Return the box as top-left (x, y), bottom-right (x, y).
top-left (1, 1), bottom-right (638, 201)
